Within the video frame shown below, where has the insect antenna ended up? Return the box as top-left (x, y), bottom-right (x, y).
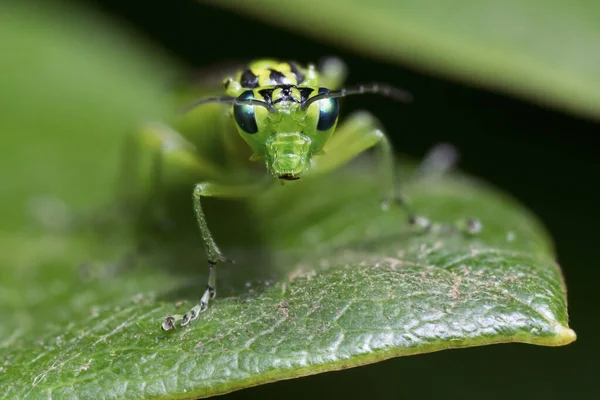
top-left (301, 83), bottom-right (412, 110)
top-left (182, 96), bottom-right (276, 114)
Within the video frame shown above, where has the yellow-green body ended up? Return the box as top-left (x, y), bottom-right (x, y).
top-left (141, 58), bottom-right (412, 330)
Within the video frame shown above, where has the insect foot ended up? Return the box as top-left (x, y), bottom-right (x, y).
top-left (161, 257), bottom-right (234, 331)
top-left (463, 218), bottom-right (483, 234)
top-left (434, 218), bottom-right (483, 235)
top-left (412, 217), bottom-right (483, 236)
top-left (161, 305), bottom-right (204, 331)
top-left (161, 316), bottom-right (176, 331)
top-left (408, 215), bottom-right (432, 230)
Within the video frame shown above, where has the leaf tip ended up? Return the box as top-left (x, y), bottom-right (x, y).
top-left (555, 325), bottom-right (577, 345)
top-left (539, 323), bottom-right (576, 346)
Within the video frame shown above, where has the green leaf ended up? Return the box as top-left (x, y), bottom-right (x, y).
top-left (0, 168), bottom-right (576, 399)
top-left (205, 0), bottom-right (600, 120)
top-left (0, 1), bottom-right (575, 399)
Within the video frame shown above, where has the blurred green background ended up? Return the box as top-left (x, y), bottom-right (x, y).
top-left (3, 0), bottom-right (598, 398)
top-left (83, 0), bottom-right (596, 398)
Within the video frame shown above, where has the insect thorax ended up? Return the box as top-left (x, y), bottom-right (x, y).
top-left (222, 60), bottom-right (319, 96)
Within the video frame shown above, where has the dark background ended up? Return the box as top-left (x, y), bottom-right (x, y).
top-left (80, 1), bottom-right (598, 398)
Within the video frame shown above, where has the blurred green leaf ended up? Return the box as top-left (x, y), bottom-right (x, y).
top-left (206, 0), bottom-right (600, 120)
top-left (0, 1), bottom-right (575, 399)
top-left (0, 0), bottom-right (177, 231)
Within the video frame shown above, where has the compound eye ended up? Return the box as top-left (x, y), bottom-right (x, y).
top-left (316, 88), bottom-right (339, 131)
top-left (233, 90), bottom-right (259, 134)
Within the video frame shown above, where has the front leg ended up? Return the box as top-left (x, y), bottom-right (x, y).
top-left (117, 122), bottom-right (225, 226)
top-left (309, 111), bottom-right (420, 223)
top-left (162, 180), bottom-right (271, 331)
top-left (310, 111), bottom-right (479, 233)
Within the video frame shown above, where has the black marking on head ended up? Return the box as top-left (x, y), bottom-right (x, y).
top-left (279, 174), bottom-right (300, 181)
top-left (316, 87), bottom-right (339, 131)
top-left (258, 88), bottom-right (274, 104)
top-left (240, 69), bottom-right (259, 88)
top-left (269, 69), bottom-right (287, 85)
top-left (233, 90), bottom-right (259, 134)
top-left (289, 62), bottom-right (305, 84)
top-left (280, 85), bottom-right (292, 97)
top-left (273, 85), bottom-right (301, 104)
top-left (223, 78), bottom-right (231, 89)
top-left (299, 87), bottom-right (314, 103)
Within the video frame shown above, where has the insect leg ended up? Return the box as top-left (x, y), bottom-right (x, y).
top-left (115, 128), bottom-right (141, 211)
top-left (413, 143), bottom-right (482, 234)
top-left (138, 122), bottom-right (223, 179)
top-left (317, 57), bottom-right (349, 90)
top-left (135, 123), bottom-right (226, 230)
top-left (309, 111), bottom-right (423, 224)
top-left (414, 143), bottom-right (459, 180)
top-left (162, 179), bottom-right (272, 331)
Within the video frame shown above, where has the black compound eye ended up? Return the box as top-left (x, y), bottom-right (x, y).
top-left (316, 88), bottom-right (339, 131)
top-left (233, 90), bottom-right (259, 134)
